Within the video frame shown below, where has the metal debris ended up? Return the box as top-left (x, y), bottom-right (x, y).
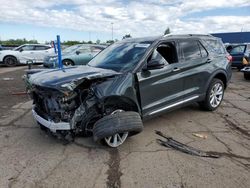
top-left (2, 77), bottom-right (14, 81)
top-left (192, 133), bottom-right (208, 139)
top-left (155, 130), bottom-right (220, 158)
top-left (11, 91), bottom-right (27, 95)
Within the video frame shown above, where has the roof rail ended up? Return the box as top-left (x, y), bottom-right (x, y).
top-left (163, 34), bottom-right (213, 37)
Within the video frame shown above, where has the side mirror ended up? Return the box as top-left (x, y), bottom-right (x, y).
top-left (144, 59), bottom-right (164, 70)
top-left (19, 49), bottom-right (23, 52)
top-left (76, 50), bottom-right (80, 55)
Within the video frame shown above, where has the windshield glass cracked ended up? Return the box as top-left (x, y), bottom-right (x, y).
top-left (88, 41), bottom-right (152, 72)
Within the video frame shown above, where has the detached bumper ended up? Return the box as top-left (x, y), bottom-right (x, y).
top-left (32, 109), bottom-right (71, 133)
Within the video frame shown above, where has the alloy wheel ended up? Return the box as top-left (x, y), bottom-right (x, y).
top-left (209, 83), bottom-right (223, 108)
top-left (104, 109), bottom-right (128, 147)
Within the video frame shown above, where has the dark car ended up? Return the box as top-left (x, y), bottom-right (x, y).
top-left (26, 34), bottom-right (232, 147)
top-left (226, 44), bottom-right (250, 70)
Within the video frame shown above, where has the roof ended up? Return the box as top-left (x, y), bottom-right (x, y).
top-left (211, 32), bottom-right (250, 43)
top-left (121, 34), bottom-right (217, 43)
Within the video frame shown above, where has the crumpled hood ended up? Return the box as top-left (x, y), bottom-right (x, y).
top-left (29, 65), bottom-right (120, 90)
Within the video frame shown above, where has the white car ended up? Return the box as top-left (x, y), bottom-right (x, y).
top-left (0, 44), bottom-right (55, 66)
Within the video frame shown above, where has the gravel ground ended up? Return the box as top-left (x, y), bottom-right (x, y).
top-left (0, 67), bottom-right (249, 188)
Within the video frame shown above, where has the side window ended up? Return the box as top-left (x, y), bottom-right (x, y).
top-left (179, 40), bottom-right (201, 60)
top-left (198, 43), bottom-right (208, 57)
top-left (78, 46), bottom-right (91, 53)
top-left (21, 45), bottom-right (34, 51)
top-left (203, 39), bottom-right (225, 54)
top-left (230, 45), bottom-right (246, 54)
top-left (35, 46), bottom-right (46, 50)
top-left (148, 42), bottom-right (178, 65)
top-left (91, 46), bottom-right (102, 53)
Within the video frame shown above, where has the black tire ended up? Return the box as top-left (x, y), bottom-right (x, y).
top-left (199, 78), bottom-right (224, 111)
top-left (244, 73), bottom-right (250, 80)
top-left (93, 111), bottom-right (143, 142)
top-left (63, 59), bottom-right (74, 66)
top-left (4, 56), bottom-right (18, 66)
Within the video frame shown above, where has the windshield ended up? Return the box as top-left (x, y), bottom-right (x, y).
top-left (63, 44), bottom-right (81, 53)
top-left (88, 41), bottom-right (152, 72)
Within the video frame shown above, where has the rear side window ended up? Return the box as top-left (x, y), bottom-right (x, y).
top-left (35, 46), bottom-right (47, 50)
top-left (202, 39), bottom-right (225, 54)
top-left (179, 40), bottom-right (205, 60)
top-left (230, 45), bottom-right (246, 54)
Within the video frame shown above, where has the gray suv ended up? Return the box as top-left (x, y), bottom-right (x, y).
top-left (26, 34), bottom-right (232, 147)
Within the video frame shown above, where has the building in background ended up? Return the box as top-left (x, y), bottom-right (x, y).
top-left (211, 32), bottom-right (250, 44)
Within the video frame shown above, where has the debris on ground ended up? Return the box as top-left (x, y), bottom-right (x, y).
top-left (2, 77), bottom-right (14, 81)
top-left (155, 130), bottom-right (220, 158)
top-left (192, 133), bottom-right (208, 139)
top-left (11, 91), bottom-right (27, 95)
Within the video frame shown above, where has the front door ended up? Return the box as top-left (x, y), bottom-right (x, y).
top-left (137, 41), bottom-right (185, 117)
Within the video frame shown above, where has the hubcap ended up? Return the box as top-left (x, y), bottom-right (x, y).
top-left (209, 83), bottom-right (223, 108)
top-left (64, 61), bottom-right (72, 66)
top-left (104, 109), bottom-right (128, 148)
top-left (6, 57), bottom-right (15, 65)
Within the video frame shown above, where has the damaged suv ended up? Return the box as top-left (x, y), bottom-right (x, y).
top-left (26, 34), bottom-right (232, 147)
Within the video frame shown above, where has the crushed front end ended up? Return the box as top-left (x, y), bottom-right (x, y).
top-left (29, 81), bottom-right (102, 137)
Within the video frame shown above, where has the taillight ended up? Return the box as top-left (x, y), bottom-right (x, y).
top-left (227, 55), bottom-right (232, 63)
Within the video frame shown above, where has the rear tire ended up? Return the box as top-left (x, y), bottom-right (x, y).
top-left (4, 56), bottom-right (18, 66)
top-left (199, 78), bottom-right (224, 111)
top-left (244, 73), bottom-right (250, 80)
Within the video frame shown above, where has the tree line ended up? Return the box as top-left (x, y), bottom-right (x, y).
top-left (0, 28), bottom-right (170, 46)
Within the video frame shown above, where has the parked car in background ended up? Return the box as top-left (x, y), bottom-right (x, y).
top-left (25, 34), bottom-right (231, 147)
top-left (241, 65), bottom-right (250, 80)
top-left (43, 44), bottom-right (106, 68)
top-left (226, 43), bottom-right (250, 70)
top-left (0, 44), bottom-right (54, 66)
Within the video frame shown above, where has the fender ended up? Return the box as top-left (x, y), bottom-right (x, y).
top-left (93, 73), bottom-right (141, 113)
top-left (204, 69), bottom-right (228, 93)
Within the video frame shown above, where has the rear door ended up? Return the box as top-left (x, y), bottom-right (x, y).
top-left (177, 39), bottom-right (211, 99)
top-left (137, 41), bottom-right (186, 117)
top-left (34, 45), bottom-right (52, 62)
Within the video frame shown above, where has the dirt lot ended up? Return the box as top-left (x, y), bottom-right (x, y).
top-left (0, 66), bottom-right (249, 188)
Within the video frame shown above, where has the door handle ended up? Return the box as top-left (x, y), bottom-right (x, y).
top-left (206, 58), bottom-right (212, 63)
top-left (172, 67), bottom-right (181, 72)
top-left (30, 52), bottom-right (34, 54)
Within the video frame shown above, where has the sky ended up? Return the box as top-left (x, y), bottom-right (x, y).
top-left (0, 0), bottom-right (250, 43)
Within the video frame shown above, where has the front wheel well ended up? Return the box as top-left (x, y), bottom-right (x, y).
top-left (3, 55), bottom-right (17, 62)
top-left (103, 96), bottom-right (140, 114)
top-left (213, 73), bottom-right (227, 88)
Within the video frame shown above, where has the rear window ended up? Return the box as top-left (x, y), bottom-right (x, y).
top-left (202, 39), bottom-right (225, 54)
